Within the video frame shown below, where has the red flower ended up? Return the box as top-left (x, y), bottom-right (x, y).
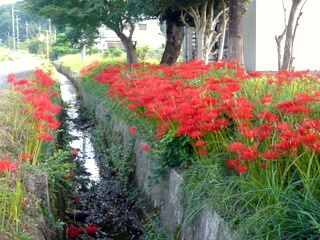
top-left (20, 153), bottom-right (33, 160)
top-left (234, 164), bottom-right (249, 173)
top-left (71, 149), bottom-right (78, 156)
top-left (85, 223), bottom-right (99, 237)
top-left (239, 146), bottom-right (258, 160)
top-left (37, 132), bottom-right (54, 141)
top-left (194, 139), bottom-right (206, 147)
top-left (67, 225), bottom-right (84, 238)
top-left (0, 160), bottom-right (18, 173)
top-left (226, 158), bottom-right (241, 166)
top-left (258, 162), bottom-right (268, 167)
top-left (141, 144), bottom-right (150, 151)
top-left (6, 73), bottom-right (16, 82)
top-left (228, 142), bottom-right (245, 152)
top-left (260, 150), bottom-right (281, 159)
top-left (198, 148), bottom-right (208, 155)
top-left (129, 126), bottom-right (137, 134)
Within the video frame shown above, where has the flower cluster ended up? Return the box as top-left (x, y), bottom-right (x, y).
top-left (66, 223), bottom-right (99, 238)
top-left (83, 59), bottom-right (319, 185)
top-left (6, 65), bottom-right (61, 164)
top-left (80, 60), bottom-right (100, 75)
top-left (0, 156), bottom-right (19, 173)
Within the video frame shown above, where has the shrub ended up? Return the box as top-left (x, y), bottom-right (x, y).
top-left (112, 49), bottom-right (123, 57)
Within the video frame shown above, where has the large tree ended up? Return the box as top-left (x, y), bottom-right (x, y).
top-left (23, 0), bottom-right (146, 64)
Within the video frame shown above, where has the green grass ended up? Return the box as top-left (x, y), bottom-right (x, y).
top-left (57, 53), bottom-right (126, 71)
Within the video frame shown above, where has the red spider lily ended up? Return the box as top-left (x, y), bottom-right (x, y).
top-left (20, 153), bottom-right (34, 160)
top-left (66, 225), bottom-right (84, 238)
top-left (239, 146), bottom-right (258, 160)
top-left (260, 150), bottom-right (281, 159)
top-left (198, 148), bottom-right (208, 155)
top-left (0, 160), bottom-right (19, 173)
top-left (13, 78), bottom-right (31, 86)
top-left (141, 144), bottom-right (150, 151)
top-left (257, 111), bottom-right (279, 122)
top-left (22, 88), bottom-right (42, 95)
top-left (226, 158), bottom-right (241, 166)
top-left (71, 149), bottom-right (78, 156)
top-left (248, 71), bottom-right (264, 78)
top-left (85, 223), bottom-right (99, 237)
top-left (129, 126), bottom-right (137, 134)
top-left (276, 122), bottom-right (291, 130)
top-left (227, 142), bottom-right (245, 152)
top-left (80, 60), bottom-right (100, 75)
top-left (37, 132), bottom-right (54, 141)
top-left (259, 94), bottom-right (273, 103)
top-left (194, 139), bottom-right (206, 147)
top-left (33, 68), bottom-right (55, 87)
top-left (234, 164), bottom-right (249, 173)
top-left (258, 162), bottom-right (268, 167)
top-left (6, 73), bottom-right (16, 82)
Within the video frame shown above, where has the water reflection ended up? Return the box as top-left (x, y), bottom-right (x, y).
top-left (58, 73), bottom-right (100, 182)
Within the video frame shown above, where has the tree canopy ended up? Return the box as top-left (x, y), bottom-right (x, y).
top-left (23, 0), bottom-right (149, 63)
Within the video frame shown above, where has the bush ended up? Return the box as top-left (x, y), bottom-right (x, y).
top-left (112, 49), bottom-right (123, 57)
top-left (103, 49), bottom-right (110, 57)
top-left (136, 45), bottom-right (150, 62)
top-left (108, 45), bottom-right (117, 54)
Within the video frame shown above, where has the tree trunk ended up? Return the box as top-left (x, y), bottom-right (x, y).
top-left (228, 0), bottom-right (244, 64)
top-left (218, 0), bottom-right (228, 60)
top-left (160, 19), bottom-right (185, 66)
top-left (197, 26), bottom-right (206, 60)
top-left (281, 0), bottom-right (302, 70)
top-left (116, 30), bottom-right (138, 64)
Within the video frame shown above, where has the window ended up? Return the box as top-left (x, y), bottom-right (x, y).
top-left (138, 24), bottom-right (147, 30)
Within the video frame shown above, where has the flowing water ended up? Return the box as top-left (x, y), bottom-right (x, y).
top-left (57, 72), bottom-right (144, 239)
top-left (58, 73), bottom-right (100, 183)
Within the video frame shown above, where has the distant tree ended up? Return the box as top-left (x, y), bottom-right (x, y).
top-left (27, 37), bottom-right (45, 55)
top-left (51, 33), bottom-right (74, 59)
top-left (23, 0), bottom-right (148, 64)
top-left (276, 0), bottom-right (307, 71)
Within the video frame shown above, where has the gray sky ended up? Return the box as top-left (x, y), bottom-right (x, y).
top-left (0, 0), bottom-right (23, 5)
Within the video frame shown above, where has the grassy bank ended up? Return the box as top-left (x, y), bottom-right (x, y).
top-left (75, 58), bottom-right (320, 239)
top-left (57, 53), bottom-right (126, 71)
top-left (0, 64), bottom-right (76, 239)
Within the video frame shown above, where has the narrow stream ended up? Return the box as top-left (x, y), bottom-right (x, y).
top-left (58, 73), bottom-right (100, 183)
top-left (57, 73), bottom-right (144, 239)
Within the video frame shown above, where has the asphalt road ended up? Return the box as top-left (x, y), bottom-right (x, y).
top-left (0, 55), bottom-right (44, 89)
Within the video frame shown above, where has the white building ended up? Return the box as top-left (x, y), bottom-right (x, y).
top-left (95, 19), bottom-right (165, 50)
top-left (243, 0), bottom-right (320, 71)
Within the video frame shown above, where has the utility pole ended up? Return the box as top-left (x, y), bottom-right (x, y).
top-left (11, 4), bottom-right (15, 52)
top-left (46, 30), bottom-right (50, 61)
top-left (26, 21), bottom-right (29, 40)
top-left (48, 19), bottom-right (52, 45)
top-left (8, 32), bottom-right (11, 50)
top-left (16, 15), bottom-right (20, 52)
